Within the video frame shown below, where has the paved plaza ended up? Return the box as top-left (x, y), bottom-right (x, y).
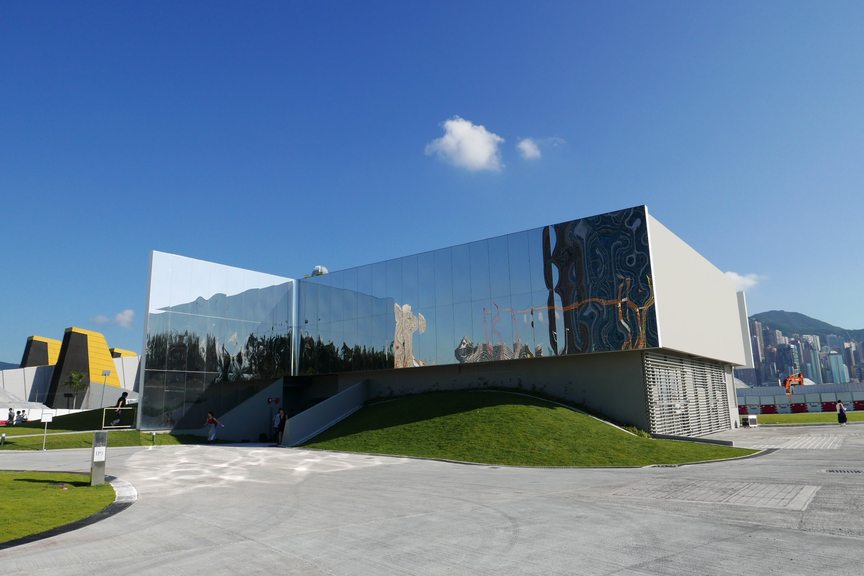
top-left (2, 424), bottom-right (864, 575)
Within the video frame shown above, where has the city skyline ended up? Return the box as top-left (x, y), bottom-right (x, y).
top-left (2, 1), bottom-right (863, 363)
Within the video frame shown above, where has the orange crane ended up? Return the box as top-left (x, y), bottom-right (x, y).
top-left (783, 372), bottom-right (805, 397)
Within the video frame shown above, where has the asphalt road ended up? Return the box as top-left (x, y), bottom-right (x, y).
top-left (2, 424), bottom-right (863, 575)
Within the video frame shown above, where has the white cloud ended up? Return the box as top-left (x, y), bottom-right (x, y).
top-left (92, 309), bottom-right (135, 328)
top-left (725, 271), bottom-right (761, 291)
top-left (517, 138), bottom-right (541, 159)
top-left (115, 309), bottom-right (135, 328)
top-left (425, 116), bottom-right (504, 172)
top-left (517, 136), bottom-right (566, 160)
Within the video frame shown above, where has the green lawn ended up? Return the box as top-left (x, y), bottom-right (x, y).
top-left (304, 390), bottom-right (756, 467)
top-left (750, 411), bottom-right (863, 425)
top-left (0, 471), bottom-right (115, 544)
top-left (0, 430), bottom-right (198, 450)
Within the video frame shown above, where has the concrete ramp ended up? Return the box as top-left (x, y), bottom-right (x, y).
top-left (283, 380), bottom-right (368, 446)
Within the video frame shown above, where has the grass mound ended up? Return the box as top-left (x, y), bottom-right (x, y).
top-left (303, 390), bottom-right (755, 466)
top-left (0, 471), bottom-right (115, 545)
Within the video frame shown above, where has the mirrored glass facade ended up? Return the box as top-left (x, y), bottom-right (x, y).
top-left (298, 205), bottom-right (657, 373)
top-left (141, 253), bottom-right (294, 429)
top-left (141, 206), bottom-right (659, 428)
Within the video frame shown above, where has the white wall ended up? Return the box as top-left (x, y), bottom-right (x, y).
top-left (0, 365), bottom-right (53, 404)
top-left (647, 213), bottom-right (747, 365)
top-left (0, 357), bottom-right (138, 408)
top-left (113, 356), bottom-right (140, 390)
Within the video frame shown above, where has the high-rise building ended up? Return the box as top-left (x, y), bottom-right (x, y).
top-left (826, 351), bottom-right (850, 384)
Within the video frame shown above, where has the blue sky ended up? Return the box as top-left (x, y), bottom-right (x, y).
top-left (1, 1), bottom-right (862, 363)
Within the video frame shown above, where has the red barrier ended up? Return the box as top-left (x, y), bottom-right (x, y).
top-left (738, 405), bottom-right (749, 415)
top-left (854, 401), bottom-right (864, 411)
top-left (791, 403), bottom-right (809, 413)
top-left (821, 402), bottom-right (837, 412)
top-left (760, 404), bottom-right (778, 414)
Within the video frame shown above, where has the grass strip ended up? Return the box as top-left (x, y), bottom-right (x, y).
top-left (0, 471), bottom-right (115, 544)
top-left (0, 430), bottom-right (200, 451)
top-left (304, 390), bottom-right (756, 467)
top-left (749, 411), bottom-right (864, 425)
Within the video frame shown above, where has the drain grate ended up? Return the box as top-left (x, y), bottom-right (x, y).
top-left (825, 469), bottom-right (864, 474)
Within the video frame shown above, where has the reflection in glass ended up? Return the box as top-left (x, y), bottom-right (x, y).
top-left (451, 244), bottom-right (471, 304)
top-left (143, 207), bottom-right (661, 427)
top-left (433, 248), bottom-right (453, 306)
top-left (469, 240), bottom-right (491, 301)
top-left (418, 252), bottom-right (435, 308)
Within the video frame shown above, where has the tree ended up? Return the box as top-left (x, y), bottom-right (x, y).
top-left (65, 371), bottom-right (88, 407)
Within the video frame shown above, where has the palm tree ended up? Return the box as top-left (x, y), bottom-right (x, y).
top-left (65, 371), bottom-right (88, 408)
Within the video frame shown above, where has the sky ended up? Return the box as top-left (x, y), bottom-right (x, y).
top-left (1, 1), bottom-right (863, 363)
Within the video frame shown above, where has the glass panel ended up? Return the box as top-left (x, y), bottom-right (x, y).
top-left (510, 291), bottom-right (536, 358)
top-left (140, 371), bottom-right (166, 429)
top-left (385, 259), bottom-right (403, 303)
top-left (414, 308), bottom-right (438, 366)
top-left (527, 226), bottom-right (548, 295)
top-left (508, 231), bottom-right (531, 296)
top-left (413, 306), bottom-right (436, 366)
top-left (418, 251), bottom-right (435, 308)
top-left (341, 267), bottom-right (358, 295)
top-left (372, 261), bottom-right (387, 298)
top-left (144, 314), bottom-right (169, 370)
top-left (490, 296), bottom-right (513, 356)
top-left (532, 290), bottom-right (555, 358)
top-left (357, 264), bottom-right (373, 297)
top-left (452, 301), bottom-right (474, 362)
top-left (357, 289), bottom-right (373, 320)
top-left (433, 248), bottom-right (453, 306)
top-left (434, 304), bottom-right (454, 366)
top-left (488, 236), bottom-right (511, 299)
top-left (451, 244), bottom-right (471, 303)
top-left (401, 254), bottom-right (419, 308)
top-left (329, 284), bottom-right (344, 323)
top-left (469, 240), bottom-right (491, 301)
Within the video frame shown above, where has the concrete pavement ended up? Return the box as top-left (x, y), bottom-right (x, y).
top-left (2, 424), bottom-right (863, 575)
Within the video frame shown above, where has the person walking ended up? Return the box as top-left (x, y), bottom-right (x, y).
top-left (111, 392), bottom-right (129, 426)
top-left (205, 411), bottom-right (224, 442)
top-left (837, 400), bottom-right (848, 426)
top-left (275, 408), bottom-right (287, 445)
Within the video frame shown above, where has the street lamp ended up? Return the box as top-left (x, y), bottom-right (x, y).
top-left (99, 369), bottom-right (112, 408)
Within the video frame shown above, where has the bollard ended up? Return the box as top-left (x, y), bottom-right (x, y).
top-left (151, 431), bottom-right (157, 445)
top-left (91, 431), bottom-right (108, 486)
top-left (1, 432), bottom-right (5, 446)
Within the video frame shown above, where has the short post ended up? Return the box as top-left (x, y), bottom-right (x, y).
top-left (41, 412), bottom-right (54, 451)
top-left (91, 431), bottom-right (108, 486)
top-left (1, 433), bottom-right (5, 446)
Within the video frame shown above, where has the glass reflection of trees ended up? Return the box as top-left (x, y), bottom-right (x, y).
top-left (298, 334), bottom-right (393, 375)
top-left (146, 329), bottom-right (292, 383)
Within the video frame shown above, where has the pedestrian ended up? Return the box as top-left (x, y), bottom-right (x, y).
top-left (111, 392), bottom-right (129, 425)
top-left (275, 408), bottom-right (287, 445)
top-left (837, 400), bottom-right (848, 426)
top-left (7, 408), bottom-right (13, 425)
top-left (205, 411), bottom-right (224, 442)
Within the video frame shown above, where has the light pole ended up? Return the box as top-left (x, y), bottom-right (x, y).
top-left (99, 369), bottom-right (112, 409)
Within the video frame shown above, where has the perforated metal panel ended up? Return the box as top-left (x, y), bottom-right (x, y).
top-left (643, 351), bottom-right (731, 436)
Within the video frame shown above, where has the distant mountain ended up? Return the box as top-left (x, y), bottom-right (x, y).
top-left (0, 361), bottom-right (19, 370)
top-left (750, 310), bottom-right (864, 341)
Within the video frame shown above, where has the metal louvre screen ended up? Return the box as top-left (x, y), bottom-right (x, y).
top-left (643, 351), bottom-right (731, 436)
